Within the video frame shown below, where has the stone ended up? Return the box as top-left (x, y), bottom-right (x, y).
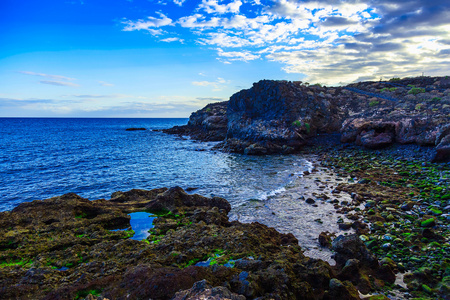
top-left (327, 279), bottom-right (361, 300)
top-left (125, 127), bottom-right (146, 131)
top-left (172, 279), bottom-right (246, 300)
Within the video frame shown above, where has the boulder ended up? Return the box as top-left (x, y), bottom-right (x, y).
top-left (433, 124), bottom-right (450, 162)
top-left (146, 186), bottom-right (231, 214)
top-left (172, 279), bottom-right (246, 300)
top-left (225, 80), bottom-right (343, 153)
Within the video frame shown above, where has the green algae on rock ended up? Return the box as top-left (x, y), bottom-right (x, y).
top-left (315, 146), bottom-right (450, 299)
top-left (1, 187), bottom-right (374, 300)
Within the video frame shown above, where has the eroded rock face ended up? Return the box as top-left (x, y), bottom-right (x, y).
top-left (433, 124), bottom-right (450, 162)
top-left (332, 234), bottom-right (396, 294)
top-left (0, 188), bottom-right (372, 300)
top-left (163, 76), bottom-right (449, 158)
top-left (223, 80), bottom-right (343, 154)
top-left (162, 101), bottom-right (228, 141)
top-left (173, 279), bottom-right (246, 300)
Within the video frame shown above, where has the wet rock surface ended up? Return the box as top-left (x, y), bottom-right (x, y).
top-left (0, 187), bottom-right (374, 300)
top-left (310, 145), bottom-right (450, 299)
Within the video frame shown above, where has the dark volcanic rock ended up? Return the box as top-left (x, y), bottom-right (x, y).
top-left (173, 279), bottom-right (246, 300)
top-left (162, 101), bottom-right (228, 142)
top-left (433, 123), bottom-right (450, 162)
top-left (125, 127), bottom-right (146, 131)
top-left (162, 76), bottom-right (449, 159)
top-left (0, 188), bottom-right (381, 300)
top-left (146, 186), bottom-right (231, 214)
top-left (332, 234), bottom-right (395, 293)
top-left (223, 80), bottom-right (344, 154)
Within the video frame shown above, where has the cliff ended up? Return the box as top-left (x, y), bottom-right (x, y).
top-left (164, 76), bottom-right (450, 161)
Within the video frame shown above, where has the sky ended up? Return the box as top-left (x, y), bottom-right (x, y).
top-left (1, 0), bottom-right (449, 117)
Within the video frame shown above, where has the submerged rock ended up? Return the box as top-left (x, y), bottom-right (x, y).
top-left (125, 127), bottom-right (146, 131)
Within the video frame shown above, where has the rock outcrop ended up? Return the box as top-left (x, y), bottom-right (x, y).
top-left (163, 76), bottom-right (450, 161)
top-left (162, 101), bottom-right (227, 141)
top-left (0, 187), bottom-right (380, 300)
top-left (222, 80), bottom-right (345, 154)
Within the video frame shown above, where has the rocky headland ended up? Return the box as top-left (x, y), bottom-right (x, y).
top-left (1, 76), bottom-right (449, 300)
top-left (163, 76), bottom-right (450, 161)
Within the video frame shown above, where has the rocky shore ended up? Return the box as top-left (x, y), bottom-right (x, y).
top-left (0, 187), bottom-right (397, 300)
top-left (161, 75), bottom-right (450, 299)
top-left (162, 76), bottom-right (450, 161)
top-left (1, 76), bottom-right (449, 299)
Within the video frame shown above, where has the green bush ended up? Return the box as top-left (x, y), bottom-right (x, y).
top-left (408, 87), bottom-right (426, 95)
top-left (369, 100), bottom-right (379, 107)
top-left (389, 77), bottom-right (401, 81)
top-left (431, 97), bottom-right (441, 102)
top-left (380, 88), bottom-right (389, 92)
top-left (292, 120), bottom-right (301, 127)
top-left (389, 87), bottom-right (397, 92)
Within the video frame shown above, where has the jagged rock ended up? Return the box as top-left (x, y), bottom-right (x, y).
top-left (172, 279), bottom-right (246, 300)
top-left (224, 80), bottom-right (343, 153)
top-left (433, 123), bottom-right (450, 162)
top-left (1, 188), bottom-right (351, 300)
top-left (162, 101), bottom-right (228, 142)
top-left (146, 186), bottom-right (231, 214)
top-left (318, 231), bottom-right (333, 248)
top-left (326, 278), bottom-right (360, 300)
top-left (332, 234), bottom-right (378, 268)
top-left (162, 76), bottom-right (449, 158)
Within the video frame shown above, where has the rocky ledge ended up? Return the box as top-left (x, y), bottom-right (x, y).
top-left (1, 187), bottom-right (398, 300)
top-left (163, 76), bottom-right (450, 161)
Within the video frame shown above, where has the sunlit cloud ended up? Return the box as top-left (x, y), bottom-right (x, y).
top-left (192, 76), bottom-right (230, 91)
top-left (40, 80), bottom-right (80, 87)
top-left (122, 12), bottom-right (172, 33)
top-left (121, 0), bottom-right (450, 84)
top-left (160, 37), bottom-right (184, 43)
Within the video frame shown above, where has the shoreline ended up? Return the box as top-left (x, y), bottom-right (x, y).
top-left (1, 144), bottom-right (448, 299)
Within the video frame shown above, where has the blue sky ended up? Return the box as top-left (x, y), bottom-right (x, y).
top-left (1, 0), bottom-right (449, 117)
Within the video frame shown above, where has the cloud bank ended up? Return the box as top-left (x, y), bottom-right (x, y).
top-left (121, 0), bottom-right (450, 84)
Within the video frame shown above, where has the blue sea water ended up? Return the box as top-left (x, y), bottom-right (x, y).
top-left (0, 118), bottom-right (311, 212)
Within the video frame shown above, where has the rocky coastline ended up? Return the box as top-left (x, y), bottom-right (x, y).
top-left (162, 76), bottom-right (450, 161)
top-left (1, 187), bottom-right (395, 300)
top-left (1, 76), bottom-right (449, 300)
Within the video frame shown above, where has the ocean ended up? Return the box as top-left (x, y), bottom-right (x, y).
top-left (0, 117), bottom-right (355, 260)
top-left (0, 118), bottom-right (310, 212)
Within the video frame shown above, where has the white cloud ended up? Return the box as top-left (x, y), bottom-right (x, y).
top-left (40, 80), bottom-right (80, 87)
top-left (122, 12), bottom-right (172, 33)
top-left (217, 48), bottom-right (260, 62)
top-left (160, 37), bottom-right (184, 43)
top-left (121, 0), bottom-right (450, 84)
top-left (98, 81), bottom-right (114, 87)
top-left (20, 71), bottom-right (76, 81)
top-left (178, 14), bottom-right (221, 28)
top-left (173, 0), bottom-right (186, 6)
top-left (191, 76), bottom-right (230, 90)
top-left (198, 0), bottom-right (243, 14)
